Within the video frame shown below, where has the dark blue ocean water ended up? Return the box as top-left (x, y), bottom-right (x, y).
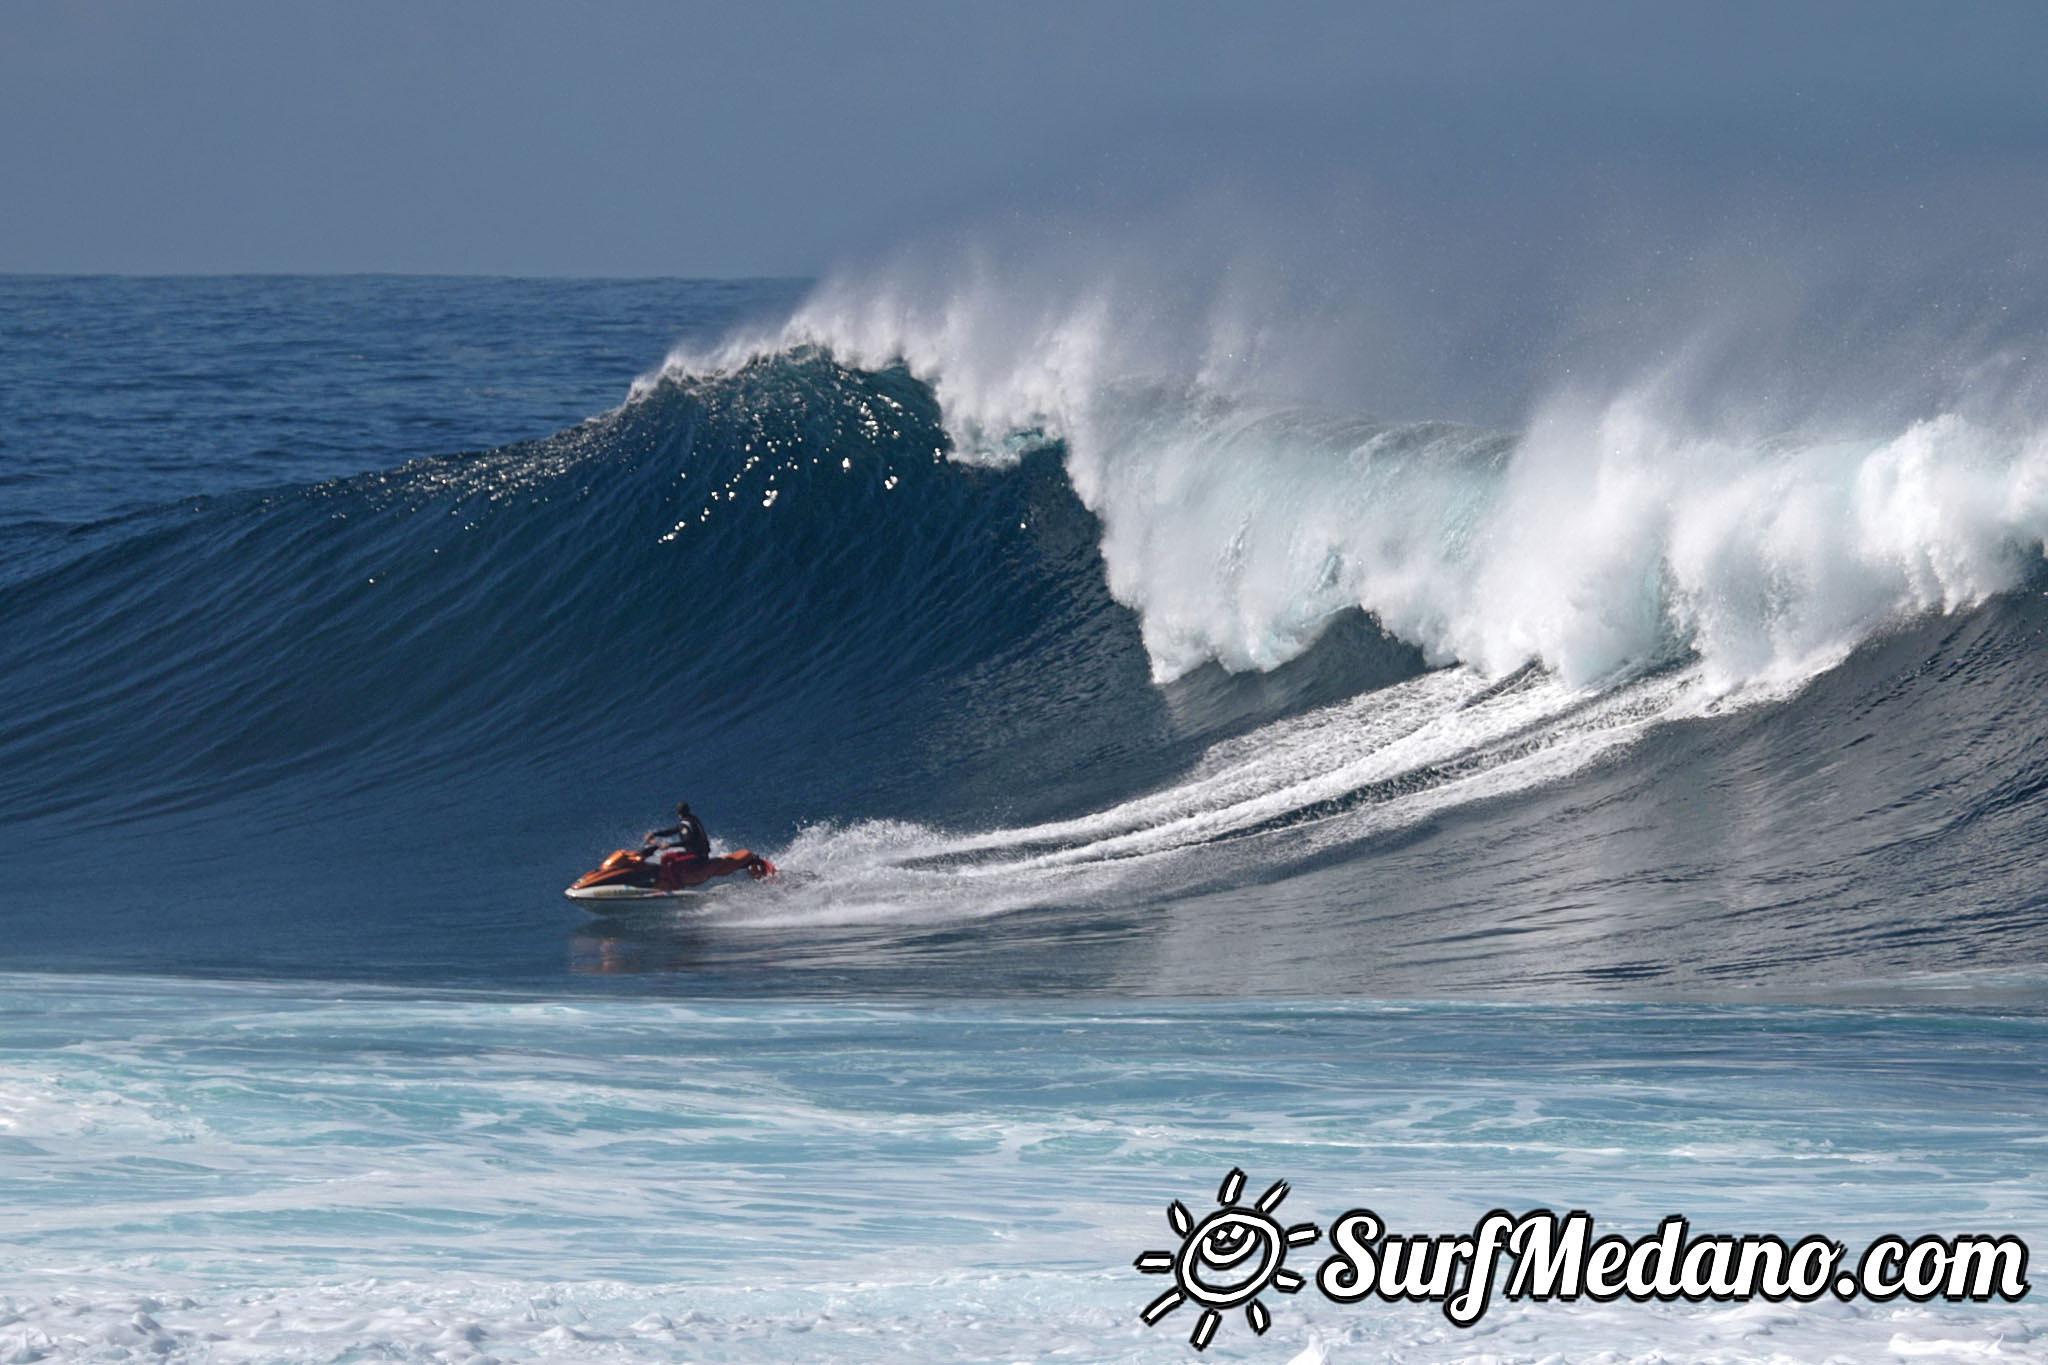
top-left (3, 276), bottom-right (2047, 999)
top-left (1, 276), bottom-right (2042, 1363)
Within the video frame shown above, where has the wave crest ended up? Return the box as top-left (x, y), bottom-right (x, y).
top-left (647, 264), bottom-right (2048, 691)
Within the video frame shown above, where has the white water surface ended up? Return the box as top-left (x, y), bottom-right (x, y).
top-left (1, 974), bottom-right (2039, 1362)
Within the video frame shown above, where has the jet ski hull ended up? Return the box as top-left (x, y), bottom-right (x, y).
top-left (565, 846), bottom-right (777, 902)
top-left (564, 883), bottom-right (697, 903)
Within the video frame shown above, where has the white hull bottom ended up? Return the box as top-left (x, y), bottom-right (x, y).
top-left (564, 883), bottom-right (695, 903)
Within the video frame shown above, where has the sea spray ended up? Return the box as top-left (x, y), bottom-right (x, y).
top-left (652, 298), bottom-right (2048, 692)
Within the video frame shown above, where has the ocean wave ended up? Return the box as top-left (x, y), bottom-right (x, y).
top-left (646, 267), bottom-right (2048, 692)
top-left (5, 296), bottom-right (2047, 993)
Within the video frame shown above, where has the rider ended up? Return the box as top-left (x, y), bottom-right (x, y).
top-left (645, 801), bottom-right (711, 863)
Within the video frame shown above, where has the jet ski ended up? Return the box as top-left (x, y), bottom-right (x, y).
top-left (566, 845), bottom-right (777, 904)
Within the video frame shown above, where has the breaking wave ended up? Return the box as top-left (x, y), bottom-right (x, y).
top-left (5, 265), bottom-right (2047, 995)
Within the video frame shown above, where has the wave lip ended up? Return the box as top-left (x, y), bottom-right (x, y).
top-left (649, 257), bottom-right (2048, 699)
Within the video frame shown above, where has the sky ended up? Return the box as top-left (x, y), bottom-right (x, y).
top-left (3, 0), bottom-right (2047, 277)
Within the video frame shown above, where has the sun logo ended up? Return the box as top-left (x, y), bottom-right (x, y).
top-left (1133, 1167), bottom-right (1321, 1350)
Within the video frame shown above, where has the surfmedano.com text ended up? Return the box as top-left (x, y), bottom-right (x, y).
top-left (1317, 1209), bottom-right (2030, 1327)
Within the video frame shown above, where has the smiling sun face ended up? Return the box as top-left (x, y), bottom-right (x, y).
top-left (1134, 1168), bottom-right (1322, 1350)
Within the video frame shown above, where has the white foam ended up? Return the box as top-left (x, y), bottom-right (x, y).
top-left (706, 657), bottom-right (1781, 932)
top-left (642, 261), bottom-right (2048, 695)
top-left (3, 977), bottom-right (2040, 1363)
top-left (16, 1280), bottom-right (2032, 1364)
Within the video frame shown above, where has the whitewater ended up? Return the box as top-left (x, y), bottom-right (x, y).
top-left (1, 271), bottom-right (2043, 1361)
top-left (4, 976), bottom-right (2041, 1364)
top-left (672, 261), bottom-right (2048, 694)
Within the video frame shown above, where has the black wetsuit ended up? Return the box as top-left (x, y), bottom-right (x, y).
top-left (648, 812), bottom-right (710, 860)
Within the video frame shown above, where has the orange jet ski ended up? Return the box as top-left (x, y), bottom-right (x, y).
top-left (566, 845), bottom-right (776, 904)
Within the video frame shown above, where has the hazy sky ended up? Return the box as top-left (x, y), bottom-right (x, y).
top-left (4, 0), bottom-right (2046, 276)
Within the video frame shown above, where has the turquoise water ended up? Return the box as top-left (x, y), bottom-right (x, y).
top-left (2, 975), bottom-right (2040, 1361)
